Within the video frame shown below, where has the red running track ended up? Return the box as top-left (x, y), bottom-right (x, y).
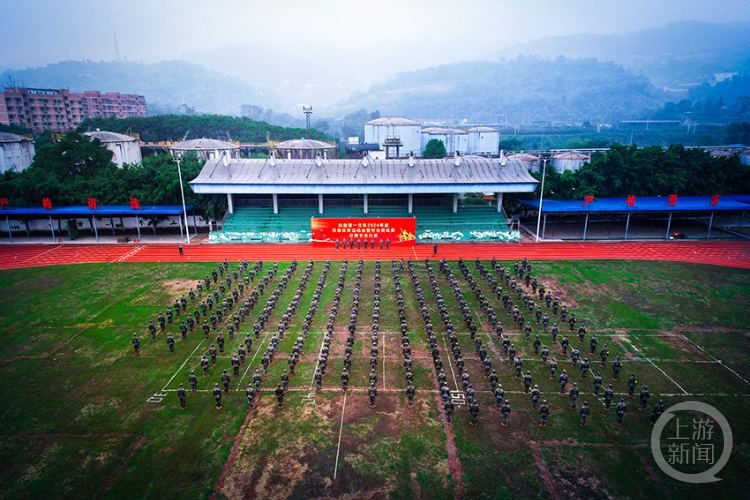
top-left (1, 241), bottom-right (749, 270)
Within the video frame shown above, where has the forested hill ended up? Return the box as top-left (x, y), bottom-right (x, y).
top-left (342, 56), bottom-right (660, 124)
top-left (79, 115), bottom-right (331, 144)
top-left (494, 21), bottom-right (750, 88)
top-left (0, 60), bottom-right (279, 116)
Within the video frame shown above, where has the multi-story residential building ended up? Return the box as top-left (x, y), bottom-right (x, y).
top-left (0, 87), bottom-right (146, 133)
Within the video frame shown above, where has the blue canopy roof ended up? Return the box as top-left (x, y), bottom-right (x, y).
top-left (0, 205), bottom-right (197, 216)
top-left (519, 195), bottom-right (750, 213)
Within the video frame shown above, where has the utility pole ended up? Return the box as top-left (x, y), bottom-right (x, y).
top-left (303, 106), bottom-right (313, 139)
top-left (535, 159), bottom-right (548, 242)
top-left (114, 33), bottom-right (121, 62)
top-left (174, 157), bottom-right (191, 244)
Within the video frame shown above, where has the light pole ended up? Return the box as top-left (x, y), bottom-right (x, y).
top-left (174, 157), bottom-right (191, 244)
top-left (535, 158), bottom-right (548, 242)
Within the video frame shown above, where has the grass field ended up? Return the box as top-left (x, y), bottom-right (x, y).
top-left (0, 257), bottom-right (749, 499)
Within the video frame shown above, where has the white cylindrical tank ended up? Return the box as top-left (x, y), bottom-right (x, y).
top-left (364, 117), bottom-right (421, 156)
top-left (170, 138), bottom-right (240, 161)
top-left (552, 151), bottom-right (590, 173)
top-left (467, 127), bottom-right (499, 154)
top-left (445, 128), bottom-right (468, 155)
top-left (0, 132), bottom-right (35, 173)
top-left (508, 153), bottom-right (541, 172)
top-left (420, 128), bottom-right (468, 155)
top-left (84, 130), bottom-right (142, 167)
top-left (275, 139), bottom-right (337, 160)
top-left (421, 127), bottom-right (446, 153)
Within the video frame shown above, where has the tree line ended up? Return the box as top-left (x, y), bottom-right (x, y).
top-left (528, 143), bottom-right (750, 202)
top-left (78, 114), bottom-right (331, 144)
top-left (0, 130), bottom-right (227, 221)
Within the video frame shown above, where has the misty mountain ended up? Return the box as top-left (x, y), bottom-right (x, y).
top-left (494, 21), bottom-right (750, 89)
top-left (0, 60), bottom-right (280, 116)
top-left (183, 43), bottom-right (359, 111)
top-left (340, 56), bottom-right (661, 124)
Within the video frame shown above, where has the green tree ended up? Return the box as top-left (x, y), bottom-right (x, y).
top-left (422, 139), bottom-right (446, 159)
top-left (526, 142), bottom-right (750, 202)
top-left (0, 123), bottom-right (32, 136)
top-left (498, 137), bottom-right (525, 151)
top-left (0, 131), bottom-right (228, 221)
top-left (121, 154), bottom-right (227, 221)
top-left (725, 122), bottom-right (750, 144)
top-left (6, 129), bottom-right (117, 207)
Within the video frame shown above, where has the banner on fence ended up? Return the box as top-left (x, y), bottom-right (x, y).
top-left (311, 217), bottom-right (416, 247)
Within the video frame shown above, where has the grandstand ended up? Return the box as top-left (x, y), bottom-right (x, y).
top-left (213, 204), bottom-right (515, 243)
top-left (189, 153), bottom-right (537, 244)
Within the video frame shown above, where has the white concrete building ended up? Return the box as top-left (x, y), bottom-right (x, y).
top-left (552, 151), bottom-right (591, 173)
top-left (84, 130), bottom-right (142, 167)
top-left (0, 132), bottom-right (35, 173)
top-left (508, 153), bottom-right (541, 172)
top-left (170, 138), bottom-right (240, 161)
top-left (364, 117), bottom-right (421, 157)
top-left (467, 127), bottom-right (499, 154)
top-left (420, 128), bottom-right (469, 155)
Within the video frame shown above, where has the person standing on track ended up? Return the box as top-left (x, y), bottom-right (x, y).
top-left (178, 245), bottom-right (183, 256)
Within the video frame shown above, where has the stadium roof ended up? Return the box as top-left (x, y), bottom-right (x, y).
top-left (189, 155), bottom-right (539, 195)
top-left (519, 195), bottom-right (750, 213)
top-left (0, 205), bottom-right (197, 216)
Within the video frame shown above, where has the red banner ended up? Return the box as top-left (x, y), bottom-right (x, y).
top-left (312, 218), bottom-right (416, 247)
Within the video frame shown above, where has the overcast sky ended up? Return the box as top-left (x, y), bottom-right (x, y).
top-left (2, 0), bottom-right (749, 71)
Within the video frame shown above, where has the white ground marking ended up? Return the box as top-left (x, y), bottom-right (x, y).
top-left (680, 334), bottom-right (750, 386)
top-left (332, 391), bottom-right (348, 480)
top-left (619, 335), bottom-right (687, 394)
top-left (161, 339), bottom-right (205, 391)
top-left (236, 330), bottom-right (272, 390)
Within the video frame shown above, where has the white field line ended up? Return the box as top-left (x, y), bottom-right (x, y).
top-left (115, 245), bottom-right (146, 262)
top-left (332, 391), bottom-right (348, 480)
top-left (25, 245), bottom-right (61, 262)
top-left (382, 330), bottom-right (386, 390)
top-left (235, 330), bottom-right (272, 390)
top-left (159, 387), bottom-right (750, 397)
top-left (619, 336), bottom-right (687, 395)
top-left (680, 334), bottom-right (750, 387)
top-left (161, 339), bottom-right (205, 391)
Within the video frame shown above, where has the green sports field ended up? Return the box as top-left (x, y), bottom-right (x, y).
top-left (0, 258), bottom-right (749, 499)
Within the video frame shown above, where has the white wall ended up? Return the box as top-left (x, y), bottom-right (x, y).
top-left (469, 131), bottom-right (499, 154)
top-left (0, 141), bottom-right (35, 172)
top-left (0, 214), bottom-right (209, 236)
top-left (107, 140), bottom-right (142, 167)
top-left (365, 124), bottom-right (421, 156)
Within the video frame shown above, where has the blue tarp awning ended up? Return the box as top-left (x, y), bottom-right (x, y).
top-left (519, 195), bottom-right (750, 213)
top-left (0, 205), bottom-right (198, 216)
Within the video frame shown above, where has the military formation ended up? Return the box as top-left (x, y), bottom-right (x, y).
top-left (135, 254), bottom-right (666, 430)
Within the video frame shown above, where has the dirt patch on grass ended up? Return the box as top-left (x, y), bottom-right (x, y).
top-left (538, 279), bottom-right (580, 310)
top-left (129, 279), bottom-right (195, 306)
top-left (542, 449), bottom-right (611, 500)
